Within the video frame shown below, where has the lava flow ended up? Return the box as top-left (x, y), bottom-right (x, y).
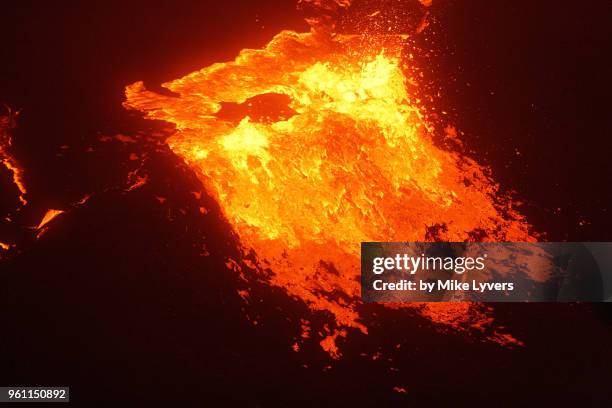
top-left (1, 106), bottom-right (27, 207)
top-left (124, 3), bottom-right (534, 356)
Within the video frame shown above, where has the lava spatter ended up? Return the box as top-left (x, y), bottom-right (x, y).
top-left (125, 13), bottom-right (534, 356)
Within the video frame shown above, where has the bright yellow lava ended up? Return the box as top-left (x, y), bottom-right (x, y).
top-left (125, 30), bottom-right (533, 356)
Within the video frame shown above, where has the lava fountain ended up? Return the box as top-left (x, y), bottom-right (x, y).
top-left (124, 4), bottom-right (534, 356)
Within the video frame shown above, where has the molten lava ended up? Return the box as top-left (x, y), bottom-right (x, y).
top-left (36, 209), bottom-right (65, 230)
top-left (125, 21), bottom-right (533, 355)
top-left (0, 107), bottom-right (27, 206)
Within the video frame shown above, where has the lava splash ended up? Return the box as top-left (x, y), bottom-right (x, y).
top-left (124, 25), bottom-right (533, 356)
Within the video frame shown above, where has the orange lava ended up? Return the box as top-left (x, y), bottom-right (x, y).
top-left (0, 107), bottom-right (27, 206)
top-left (36, 209), bottom-right (65, 230)
top-left (125, 16), bottom-right (533, 355)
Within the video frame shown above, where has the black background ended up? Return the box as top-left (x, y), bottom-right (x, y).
top-left (0, 0), bottom-right (611, 406)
